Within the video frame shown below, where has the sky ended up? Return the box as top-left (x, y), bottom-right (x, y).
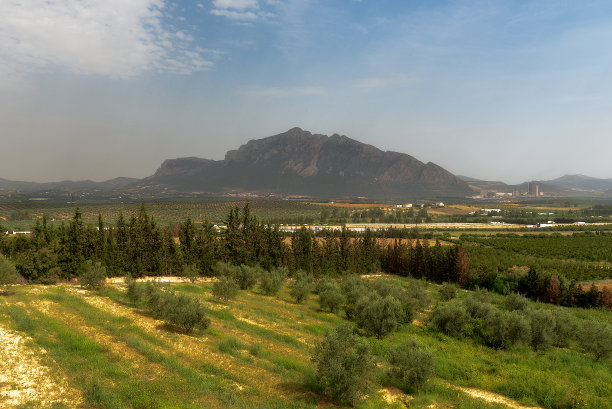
top-left (2, 0), bottom-right (612, 184)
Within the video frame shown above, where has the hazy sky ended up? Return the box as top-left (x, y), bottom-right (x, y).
top-left (2, 0), bottom-right (612, 184)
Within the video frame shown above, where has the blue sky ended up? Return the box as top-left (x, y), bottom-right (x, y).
top-left (2, 0), bottom-right (612, 183)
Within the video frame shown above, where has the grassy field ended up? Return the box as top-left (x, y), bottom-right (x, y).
top-left (1, 276), bottom-right (610, 409)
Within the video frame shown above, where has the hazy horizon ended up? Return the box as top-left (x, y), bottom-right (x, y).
top-left (3, 1), bottom-right (612, 185)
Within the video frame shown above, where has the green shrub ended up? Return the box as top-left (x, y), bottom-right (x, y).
top-left (79, 260), bottom-right (106, 291)
top-left (472, 287), bottom-right (491, 303)
top-left (551, 309), bottom-right (576, 348)
top-left (125, 274), bottom-right (140, 303)
top-left (389, 339), bottom-right (435, 393)
top-left (311, 324), bottom-right (374, 407)
top-left (528, 309), bottom-right (556, 351)
top-left (341, 275), bottom-right (370, 319)
top-left (485, 310), bottom-right (531, 349)
top-left (259, 266), bottom-right (288, 296)
top-left (405, 279), bottom-right (431, 310)
top-left (162, 292), bottom-right (210, 334)
top-left (439, 282), bottom-right (457, 301)
top-left (371, 279), bottom-right (416, 323)
top-left (183, 264), bottom-right (200, 283)
top-left (0, 254), bottom-right (20, 288)
top-left (505, 293), bottom-right (530, 311)
top-left (236, 265), bottom-right (262, 290)
top-left (289, 269), bottom-right (314, 304)
top-left (126, 281), bottom-right (210, 334)
top-left (212, 276), bottom-right (239, 302)
top-left (429, 300), bottom-right (469, 337)
top-left (578, 321), bottom-right (612, 361)
top-left (213, 261), bottom-right (240, 278)
top-left (318, 279), bottom-right (345, 313)
top-left (464, 296), bottom-right (494, 320)
top-left (355, 293), bottom-right (402, 338)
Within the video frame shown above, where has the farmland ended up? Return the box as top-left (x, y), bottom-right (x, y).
top-left (1, 276), bottom-right (611, 409)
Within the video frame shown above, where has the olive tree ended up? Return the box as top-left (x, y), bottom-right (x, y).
top-left (311, 324), bottom-right (374, 407)
top-left (389, 339), bottom-right (435, 393)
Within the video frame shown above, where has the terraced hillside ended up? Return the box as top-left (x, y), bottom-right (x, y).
top-left (1, 276), bottom-right (610, 409)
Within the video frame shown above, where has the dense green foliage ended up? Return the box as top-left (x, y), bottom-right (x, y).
top-left (312, 324), bottom-right (374, 406)
top-left (0, 253), bottom-right (20, 286)
top-left (1, 202), bottom-right (611, 313)
top-left (127, 281), bottom-right (210, 333)
top-left (79, 260), bottom-right (106, 290)
top-left (389, 339), bottom-right (435, 393)
top-left (212, 276), bottom-right (240, 302)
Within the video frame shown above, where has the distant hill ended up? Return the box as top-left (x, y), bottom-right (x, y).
top-left (138, 127), bottom-right (473, 200)
top-left (0, 177), bottom-right (138, 199)
top-left (544, 174), bottom-right (612, 193)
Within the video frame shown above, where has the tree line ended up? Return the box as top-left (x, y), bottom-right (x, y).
top-left (0, 202), bottom-right (610, 310)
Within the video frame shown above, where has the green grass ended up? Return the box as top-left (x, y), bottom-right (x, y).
top-left (0, 278), bottom-right (610, 409)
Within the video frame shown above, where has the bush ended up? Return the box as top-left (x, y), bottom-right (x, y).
top-left (259, 266), bottom-right (288, 296)
top-left (464, 296), bottom-right (494, 320)
top-left (289, 269), bottom-right (314, 304)
top-left (551, 310), bottom-right (576, 348)
top-left (79, 260), bottom-right (106, 290)
top-left (311, 324), bottom-right (374, 407)
top-left (318, 279), bottom-right (345, 313)
top-left (183, 264), bottom-right (200, 283)
top-left (371, 279), bottom-right (416, 324)
top-left (528, 309), bottom-right (556, 351)
top-left (355, 293), bottom-right (402, 338)
top-left (163, 292), bottom-right (210, 334)
top-left (405, 279), bottom-right (431, 310)
top-left (505, 293), bottom-right (530, 311)
top-left (0, 254), bottom-right (20, 288)
top-left (212, 276), bottom-right (239, 302)
top-left (472, 287), bottom-right (491, 303)
top-left (389, 339), bottom-right (435, 393)
top-left (126, 281), bottom-right (210, 334)
top-left (429, 301), bottom-right (469, 337)
top-left (341, 275), bottom-right (370, 319)
top-left (125, 274), bottom-right (140, 303)
top-left (484, 310), bottom-right (531, 349)
top-left (578, 321), bottom-right (612, 361)
top-left (439, 282), bottom-right (457, 301)
top-left (213, 261), bottom-right (240, 278)
top-left (236, 265), bottom-right (262, 290)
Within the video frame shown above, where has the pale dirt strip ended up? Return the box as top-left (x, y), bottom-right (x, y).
top-left (441, 380), bottom-right (542, 409)
top-left (0, 326), bottom-right (82, 408)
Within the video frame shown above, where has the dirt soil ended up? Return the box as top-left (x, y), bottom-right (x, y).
top-left (0, 326), bottom-right (82, 408)
top-left (441, 381), bottom-right (542, 409)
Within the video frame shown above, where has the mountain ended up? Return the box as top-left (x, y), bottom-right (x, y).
top-left (544, 174), bottom-right (612, 193)
top-left (0, 177), bottom-right (139, 195)
top-left (139, 127), bottom-right (473, 200)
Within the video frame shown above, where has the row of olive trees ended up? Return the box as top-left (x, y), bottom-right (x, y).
top-left (430, 289), bottom-right (612, 360)
top-left (126, 280), bottom-right (210, 334)
top-left (312, 324), bottom-right (434, 407)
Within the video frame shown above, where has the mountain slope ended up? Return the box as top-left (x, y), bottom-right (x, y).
top-left (139, 127), bottom-right (473, 199)
top-left (545, 174), bottom-right (612, 192)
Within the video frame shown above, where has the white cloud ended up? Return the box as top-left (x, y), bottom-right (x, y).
top-left (210, 0), bottom-right (276, 21)
top-left (210, 8), bottom-right (258, 21)
top-left (0, 0), bottom-right (212, 81)
top-left (213, 0), bottom-right (259, 10)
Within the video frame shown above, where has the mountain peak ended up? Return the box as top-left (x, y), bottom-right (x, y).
top-left (142, 128), bottom-right (472, 199)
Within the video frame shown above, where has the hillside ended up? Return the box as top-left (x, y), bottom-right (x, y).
top-left (1, 277), bottom-right (610, 408)
top-left (139, 127), bottom-right (473, 200)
